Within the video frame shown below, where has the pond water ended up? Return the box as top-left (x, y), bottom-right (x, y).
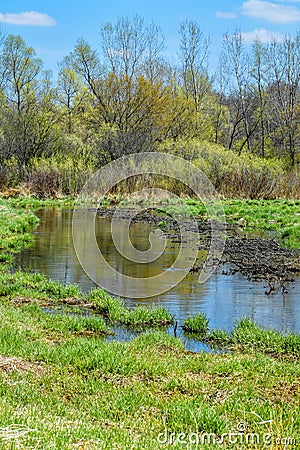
top-left (15, 208), bottom-right (300, 337)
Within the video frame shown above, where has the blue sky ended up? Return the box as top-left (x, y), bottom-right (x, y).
top-left (1, 1), bottom-right (300, 75)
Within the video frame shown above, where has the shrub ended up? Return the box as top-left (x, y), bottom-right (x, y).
top-left (158, 139), bottom-right (299, 199)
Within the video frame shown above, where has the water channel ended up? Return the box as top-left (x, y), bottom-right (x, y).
top-left (15, 209), bottom-right (300, 342)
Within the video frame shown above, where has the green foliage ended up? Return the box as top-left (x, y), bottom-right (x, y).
top-left (28, 146), bottom-right (97, 197)
top-left (182, 312), bottom-right (209, 336)
top-left (0, 24), bottom-right (299, 198)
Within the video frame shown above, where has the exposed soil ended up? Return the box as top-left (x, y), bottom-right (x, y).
top-left (97, 206), bottom-right (300, 292)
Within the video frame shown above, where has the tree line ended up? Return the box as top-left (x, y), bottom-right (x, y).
top-left (0, 16), bottom-right (299, 192)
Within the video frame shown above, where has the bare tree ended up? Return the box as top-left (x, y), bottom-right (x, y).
top-left (100, 15), bottom-right (165, 82)
top-left (250, 40), bottom-right (269, 158)
top-left (212, 55), bottom-right (231, 146)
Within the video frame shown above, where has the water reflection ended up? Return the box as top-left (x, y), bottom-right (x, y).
top-left (15, 208), bottom-right (300, 334)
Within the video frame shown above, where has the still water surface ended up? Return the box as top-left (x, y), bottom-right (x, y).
top-left (15, 209), bottom-right (300, 335)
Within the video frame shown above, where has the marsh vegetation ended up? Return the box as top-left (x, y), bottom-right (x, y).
top-left (0, 198), bottom-right (299, 448)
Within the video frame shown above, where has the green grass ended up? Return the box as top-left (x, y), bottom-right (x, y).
top-left (182, 313), bottom-right (209, 336)
top-left (0, 305), bottom-right (299, 449)
top-left (0, 201), bottom-right (39, 266)
top-left (0, 271), bottom-right (81, 299)
top-left (89, 289), bottom-right (174, 327)
top-left (183, 314), bottom-right (300, 356)
top-left (0, 303), bottom-right (110, 341)
top-left (228, 318), bottom-right (300, 355)
top-left (1, 196), bottom-right (75, 210)
top-left (0, 196), bottom-right (299, 448)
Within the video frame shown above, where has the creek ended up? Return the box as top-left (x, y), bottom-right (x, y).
top-left (15, 208), bottom-right (300, 346)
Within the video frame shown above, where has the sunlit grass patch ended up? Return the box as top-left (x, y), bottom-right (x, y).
top-left (229, 317), bottom-right (300, 355)
top-left (0, 271), bottom-right (81, 300)
top-left (0, 299), bottom-right (299, 449)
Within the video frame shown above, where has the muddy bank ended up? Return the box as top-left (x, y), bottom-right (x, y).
top-left (97, 207), bottom-right (300, 289)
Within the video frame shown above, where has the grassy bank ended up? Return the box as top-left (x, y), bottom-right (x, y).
top-left (0, 197), bottom-right (299, 448)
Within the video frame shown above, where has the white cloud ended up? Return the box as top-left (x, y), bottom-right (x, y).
top-left (216, 11), bottom-right (238, 19)
top-left (241, 0), bottom-right (300, 23)
top-left (241, 28), bottom-right (284, 42)
top-left (0, 11), bottom-right (56, 26)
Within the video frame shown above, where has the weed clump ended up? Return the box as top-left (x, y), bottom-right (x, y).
top-left (229, 317), bottom-right (300, 355)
